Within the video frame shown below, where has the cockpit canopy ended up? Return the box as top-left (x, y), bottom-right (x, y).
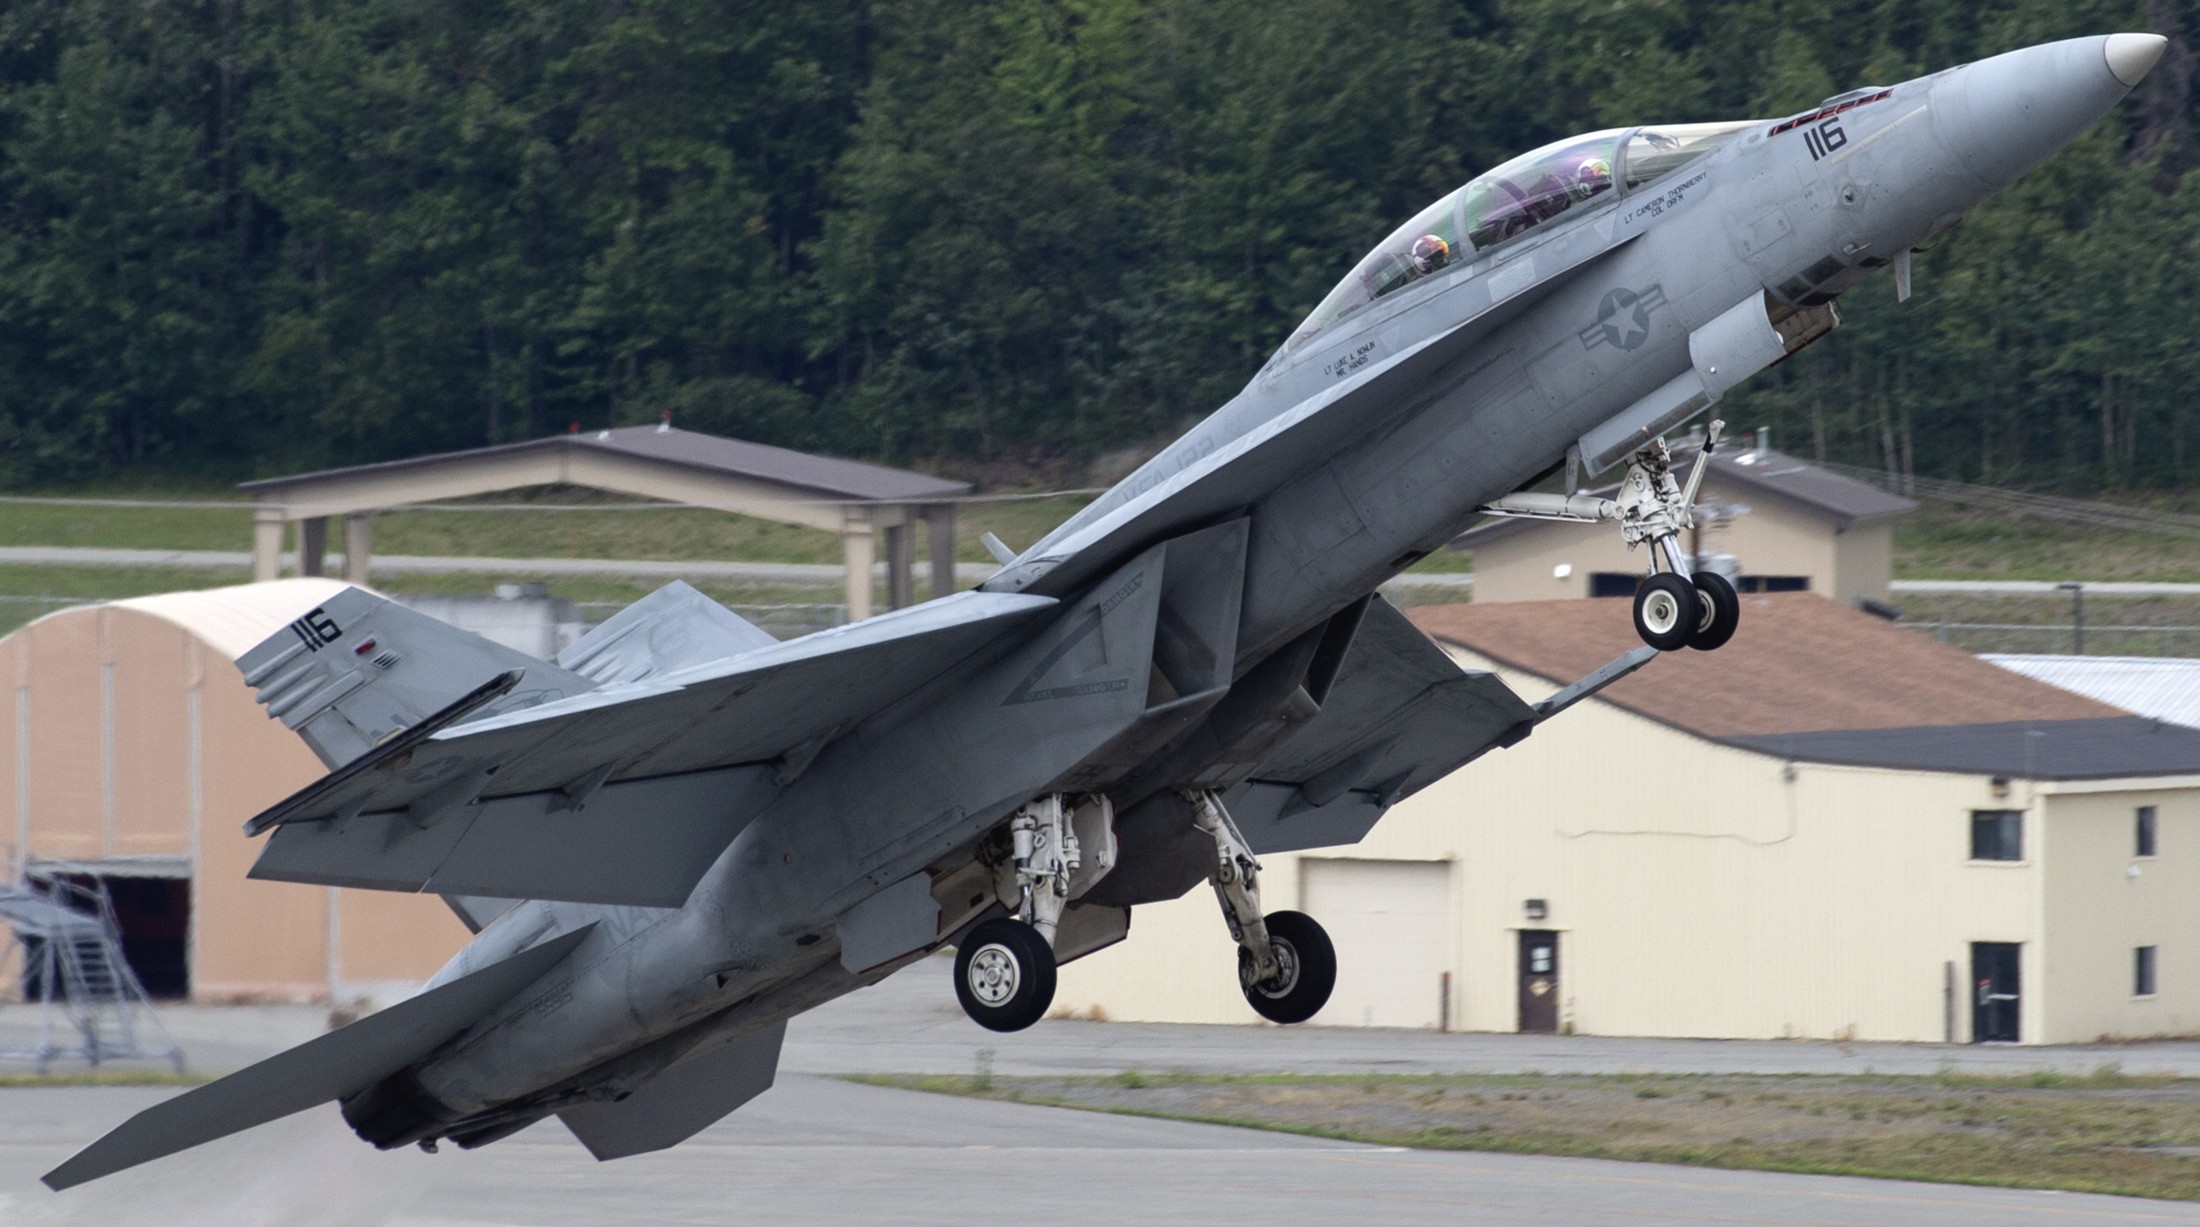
top-left (1282, 121), bottom-right (1754, 355)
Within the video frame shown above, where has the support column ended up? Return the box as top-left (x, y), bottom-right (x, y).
top-left (343, 513), bottom-right (375, 586)
top-left (884, 521), bottom-right (914, 611)
top-left (926, 504), bottom-right (958, 599)
top-left (297, 517), bottom-right (329, 578)
top-left (251, 507), bottom-right (285, 582)
top-left (841, 514), bottom-right (875, 623)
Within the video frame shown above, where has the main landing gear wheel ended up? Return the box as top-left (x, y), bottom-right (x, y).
top-left (1688, 570), bottom-right (1740, 651)
top-left (1238, 910), bottom-right (1336, 1024)
top-left (955, 917), bottom-right (1057, 1033)
top-left (1633, 574), bottom-right (1701, 652)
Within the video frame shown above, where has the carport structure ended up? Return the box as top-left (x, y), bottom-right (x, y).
top-left (239, 424), bottom-right (970, 619)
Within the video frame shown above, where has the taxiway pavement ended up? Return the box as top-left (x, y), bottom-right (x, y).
top-left (9, 957), bottom-right (2200, 1224)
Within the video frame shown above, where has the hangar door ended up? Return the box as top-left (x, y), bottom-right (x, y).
top-left (1301, 859), bottom-right (1452, 1029)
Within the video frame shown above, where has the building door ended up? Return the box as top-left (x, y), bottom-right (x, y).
top-left (56, 873), bottom-right (190, 999)
top-left (1518, 930), bottom-right (1560, 1033)
top-left (1971, 942), bottom-right (2020, 1043)
top-left (1300, 859), bottom-right (1451, 1028)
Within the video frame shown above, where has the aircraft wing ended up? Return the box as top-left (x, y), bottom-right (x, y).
top-left (1224, 599), bottom-right (1652, 854)
top-left (243, 588), bottom-right (1058, 907)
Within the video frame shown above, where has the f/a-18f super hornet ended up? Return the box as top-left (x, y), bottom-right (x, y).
top-left (49, 32), bottom-right (2164, 1188)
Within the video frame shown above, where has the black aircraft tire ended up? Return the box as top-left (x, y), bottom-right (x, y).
top-left (1239, 910), bottom-right (1337, 1025)
top-left (1688, 570), bottom-right (1741, 651)
top-left (954, 918), bottom-right (1057, 1033)
top-left (1633, 574), bottom-right (1700, 652)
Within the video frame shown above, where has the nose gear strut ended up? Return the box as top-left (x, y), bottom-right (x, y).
top-left (1479, 419), bottom-right (1741, 652)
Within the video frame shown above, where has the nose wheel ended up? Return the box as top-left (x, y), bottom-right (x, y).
top-left (1687, 570), bottom-right (1740, 651)
top-left (1634, 570), bottom-right (1739, 652)
top-left (1633, 574), bottom-right (1699, 652)
top-left (1479, 421), bottom-right (1744, 653)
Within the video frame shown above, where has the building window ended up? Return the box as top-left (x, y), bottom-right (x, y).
top-left (1737, 575), bottom-right (1811, 594)
top-left (1970, 810), bottom-right (2024, 861)
top-left (2138, 806), bottom-right (2159, 858)
top-left (2137, 946), bottom-right (2158, 997)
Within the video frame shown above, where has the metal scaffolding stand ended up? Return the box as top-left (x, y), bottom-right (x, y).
top-left (0, 876), bottom-right (185, 1073)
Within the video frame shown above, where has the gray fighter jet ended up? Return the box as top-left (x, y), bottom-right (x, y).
top-left (48, 31), bottom-right (2164, 1188)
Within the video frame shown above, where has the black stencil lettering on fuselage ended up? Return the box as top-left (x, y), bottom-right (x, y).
top-left (287, 606), bottom-right (342, 652)
top-left (1804, 117), bottom-right (1849, 161)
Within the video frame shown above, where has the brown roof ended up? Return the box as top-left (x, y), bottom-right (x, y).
top-left (1408, 593), bottom-right (2125, 740)
top-left (242, 425), bottom-right (971, 503)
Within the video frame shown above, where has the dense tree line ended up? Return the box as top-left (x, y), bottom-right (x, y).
top-left (0, 0), bottom-right (2190, 489)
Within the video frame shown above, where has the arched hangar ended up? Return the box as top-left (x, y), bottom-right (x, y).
top-left (0, 580), bottom-right (466, 1003)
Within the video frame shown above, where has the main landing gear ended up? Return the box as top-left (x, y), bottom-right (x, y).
top-left (954, 795), bottom-right (1097, 1033)
top-left (951, 791), bottom-right (1337, 1031)
top-left (1190, 791), bottom-right (1336, 1024)
top-left (1481, 419), bottom-right (1740, 653)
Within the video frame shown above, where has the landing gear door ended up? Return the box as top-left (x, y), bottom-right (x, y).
top-left (1577, 291), bottom-right (1829, 474)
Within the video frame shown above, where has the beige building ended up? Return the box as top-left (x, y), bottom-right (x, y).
top-left (1057, 595), bottom-right (2200, 1044)
top-left (1, 580), bottom-right (467, 1003)
top-left (1461, 443), bottom-right (1915, 606)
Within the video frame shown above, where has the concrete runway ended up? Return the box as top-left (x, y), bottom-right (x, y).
top-left (8, 1075), bottom-right (2200, 1227)
top-left (10, 958), bottom-right (2200, 1223)
top-left (21, 953), bottom-right (2200, 1083)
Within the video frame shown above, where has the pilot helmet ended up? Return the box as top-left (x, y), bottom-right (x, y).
top-left (1409, 233), bottom-right (1451, 274)
top-left (1574, 157), bottom-right (1614, 197)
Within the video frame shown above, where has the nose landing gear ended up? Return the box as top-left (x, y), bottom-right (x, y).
top-left (1481, 420), bottom-right (1741, 653)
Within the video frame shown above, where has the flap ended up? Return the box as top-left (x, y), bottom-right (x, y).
top-left (242, 590), bottom-right (1058, 837)
top-left (250, 765), bottom-right (776, 907)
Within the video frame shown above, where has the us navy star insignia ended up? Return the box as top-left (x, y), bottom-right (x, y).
top-left (1578, 284), bottom-right (1669, 352)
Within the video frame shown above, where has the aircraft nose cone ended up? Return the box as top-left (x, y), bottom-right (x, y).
top-left (1930, 35), bottom-right (2157, 191)
top-left (2105, 32), bottom-right (2168, 87)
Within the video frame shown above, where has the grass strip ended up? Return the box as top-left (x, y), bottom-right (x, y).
top-left (0, 1069), bottom-right (213, 1088)
top-left (850, 1068), bottom-right (2200, 1202)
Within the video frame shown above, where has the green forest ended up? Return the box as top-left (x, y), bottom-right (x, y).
top-left (0, 0), bottom-right (2190, 490)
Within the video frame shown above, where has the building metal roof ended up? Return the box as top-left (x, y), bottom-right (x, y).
top-left (1983, 655), bottom-right (2200, 731)
top-left (1454, 445), bottom-right (1916, 549)
top-left (1410, 593), bottom-right (2121, 740)
top-left (240, 425), bottom-right (971, 504)
top-left (1724, 717), bottom-right (2200, 781)
top-left (108, 579), bottom-right (351, 659)
top-left (1406, 593), bottom-right (2196, 778)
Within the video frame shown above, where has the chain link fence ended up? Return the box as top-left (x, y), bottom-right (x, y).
top-left (1903, 620), bottom-right (2200, 657)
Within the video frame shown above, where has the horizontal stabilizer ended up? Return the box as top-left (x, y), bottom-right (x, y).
top-left (559, 1021), bottom-right (785, 1160)
top-left (43, 925), bottom-right (593, 1191)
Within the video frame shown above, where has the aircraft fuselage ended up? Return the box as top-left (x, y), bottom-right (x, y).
top-left (365, 35), bottom-right (2158, 1143)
